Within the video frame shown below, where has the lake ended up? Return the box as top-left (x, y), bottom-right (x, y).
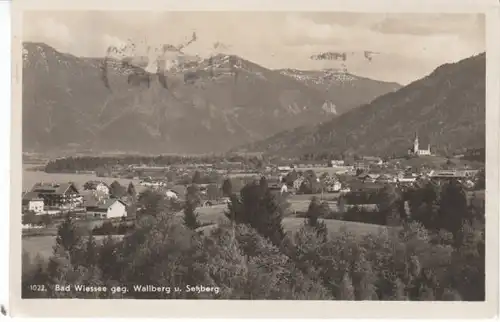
top-left (22, 164), bottom-right (143, 192)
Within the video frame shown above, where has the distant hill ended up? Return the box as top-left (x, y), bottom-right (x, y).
top-left (240, 53), bottom-right (486, 158)
top-left (22, 42), bottom-right (401, 155)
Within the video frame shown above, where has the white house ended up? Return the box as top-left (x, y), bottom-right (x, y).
top-left (330, 160), bottom-right (345, 166)
top-left (29, 199), bottom-right (45, 213)
top-left (165, 189), bottom-right (179, 199)
top-left (280, 184), bottom-right (288, 194)
top-left (86, 199), bottom-right (127, 219)
top-left (397, 176), bottom-right (417, 184)
top-left (325, 181), bottom-right (342, 193)
top-left (22, 192), bottom-right (45, 214)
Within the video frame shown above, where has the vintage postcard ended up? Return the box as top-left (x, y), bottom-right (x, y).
top-left (8, 0), bottom-right (500, 318)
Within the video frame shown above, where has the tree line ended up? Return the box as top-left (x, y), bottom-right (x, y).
top-left (22, 177), bottom-right (484, 301)
top-left (44, 155), bottom-right (267, 173)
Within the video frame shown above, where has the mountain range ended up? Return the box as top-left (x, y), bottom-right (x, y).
top-left (239, 53), bottom-right (486, 158)
top-left (21, 42), bottom-right (401, 155)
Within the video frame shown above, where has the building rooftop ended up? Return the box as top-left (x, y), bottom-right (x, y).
top-left (31, 182), bottom-right (79, 195)
top-left (22, 191), bottom-right (43, 202)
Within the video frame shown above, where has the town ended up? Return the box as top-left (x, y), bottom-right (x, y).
top-left (22, 140), bottom-right (485, 237)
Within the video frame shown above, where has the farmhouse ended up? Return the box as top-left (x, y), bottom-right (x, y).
top-left (22, 191), bottom-right (44, 213)
top-left (30, 182), bottom-right (82, 209)
top-left (86, 198), bottom-right (128, 219)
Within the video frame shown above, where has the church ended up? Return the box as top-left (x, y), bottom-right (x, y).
top-left (408, 132), bottom-right (432, 156)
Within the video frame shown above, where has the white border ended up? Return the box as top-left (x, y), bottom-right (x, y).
top-left (0, 0), bottom-right (11, 319)
top-left (8, 0), bottom-right (500, 319)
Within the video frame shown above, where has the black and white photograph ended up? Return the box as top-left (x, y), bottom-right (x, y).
top-left (8, 0), bottom-right (500, 318)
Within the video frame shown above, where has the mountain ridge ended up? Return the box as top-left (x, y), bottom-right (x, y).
top-left (239, 53), bottom-right (486, 158)
top-left (22, 42), bottom-right (404, 155)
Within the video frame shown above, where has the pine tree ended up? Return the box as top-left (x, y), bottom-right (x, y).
top-left (192, 171), bottom-right (202, 184)
top-left (85, 231), bottom-right (98, 268)
top-left (378, 184), bottom-right (401, 226)
top-left (390, 278), bottom-right (408, 300)
top-left (352, 253), bottom-right (378, 300)
top-left (338, 273), bottom-right (355, 300)
top-left (186, 184), bottom-right (201, 207)
top-left (306, 197), bottom-right (321, 227)
top-left (222, 178), bottom-right (233, 197)
top-left (230, 182), bottom-right (285, 246)
top-left (439, 180), bottom-right (468, 238)
top-left (183, 199), bottom-right (201, 230)
top-left (305, 197), bottom-right (328, 241)
top-left (55, 215), bottom-right (81, 254)
top-left (127, 182), bottom-right (137, 198)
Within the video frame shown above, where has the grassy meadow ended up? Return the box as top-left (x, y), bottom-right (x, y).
top-left (22, 235), bottom-right (124, 261)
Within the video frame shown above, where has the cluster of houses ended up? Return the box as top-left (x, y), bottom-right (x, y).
top-left (21, 178), bottom-right (226, 221)
top-left (22, 181), bottom-right (129, 219)
top-left (270, 161), bottom-right (482, 196)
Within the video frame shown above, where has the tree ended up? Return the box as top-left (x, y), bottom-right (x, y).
top-left (284, 170), bottom-right (298, 185)
top-left (441, 288), bottom-right (462, 301)
top-left (206, 184), bottom-right (220, 201)
top-left (183, 199), bottom-right (201, 230)
top-left (352, 253), bottom-right (378, 300)
top-left (109, 181), bottom-right (126, 198)
top-left (439, 180), bottom-right (469, 238)
top-left (259, 176), bottom-right (268, 189)
top-left (390, 278), bottom-right (408, 300)
top-left (22, 211), bottom-right (38, 226)
top-left (408, 181), bottom-right (440, 230)
top-left (186, 184), bottom-right (201, 207)
top-left (192, 171), bottom-right (202, 184)
top-left (305, 197), bottom-right (328, 240)
top-left (377, 185), bottom-right (402, 226)
top-left (227, 182), bottom-right (285, 246)
top-left (475, 168), bottom-right (485, 190)
top-left (55, 215), bottom-right (82, 254)
top-left (222, 178), bottom-right (233, 197)
top-left (137, 190), bottom-right (165, 218)
top-left (127, 182), bottom-right (137, 198)
top-left (338, 273), bottom-right (355, 300)
top-left (41, 214), bottom-right (52, 227)
top-left (84, 231), bottom-right (98, 268)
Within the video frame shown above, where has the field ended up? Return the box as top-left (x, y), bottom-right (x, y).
top-left (177, 204), bottom-right (387, 236)
top-left (23, 216), bottom-right (388, 262)
top-left (22, 235), bottom-right (124, 261)
top-left (22, 165), bottom-right (143, 192)
top-left (22, 196), bottom-right (386, 262)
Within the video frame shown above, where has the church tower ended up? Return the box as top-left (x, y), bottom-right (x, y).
top-left (413, 132), bottom-right (419, 153)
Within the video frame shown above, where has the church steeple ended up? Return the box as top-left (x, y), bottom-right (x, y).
top-left (414, 132), bottom-right (419, 152)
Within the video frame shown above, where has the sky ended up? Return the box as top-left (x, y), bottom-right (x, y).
top-left (22, 11), bottom-right (485, 85)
